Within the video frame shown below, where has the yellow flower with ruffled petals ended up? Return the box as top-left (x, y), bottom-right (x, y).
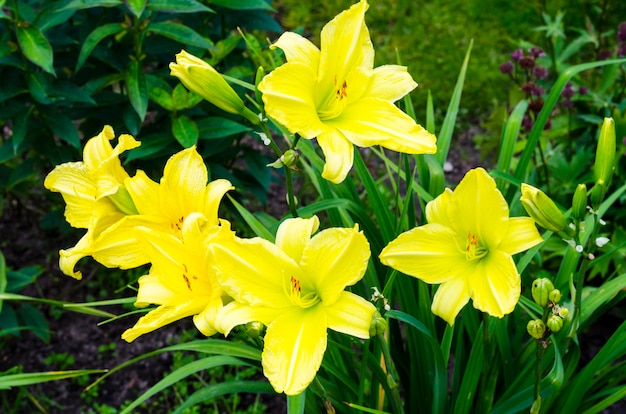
top-left (258, 0), bottom-right (436, 183)
top-left (210, 216), bottom-right (376, 395)
top-left (379, 168), bottom-right (543, 325)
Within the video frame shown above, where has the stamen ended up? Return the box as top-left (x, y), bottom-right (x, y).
top-left (465, 231), bottom-right (487, 260)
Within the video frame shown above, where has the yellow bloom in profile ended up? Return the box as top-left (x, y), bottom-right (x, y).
top-left (258, 0), bottom-right (436, 184)
top-left (44, 126), bottom-right (141, 279)
top-left (210, 216), bottom-right (376, 395)
top-left (122, 213), bottom-right (233, 342)
top-left (379, 168), bottom-right (543, 325)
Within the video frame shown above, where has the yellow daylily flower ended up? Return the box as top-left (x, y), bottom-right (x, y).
top-left (44, 126), bottom-right (141, 279)
top-left (122, 213), bottom-right (233, 342)
top-left (379, 168), bottom-right (543, 325)
top-left (210, 216), bottom-right (376, 395)
top-left (258, 0), bottom-right (436, 183)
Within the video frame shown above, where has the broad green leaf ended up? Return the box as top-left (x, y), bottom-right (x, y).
top-left (33, 3), bottom-right (76, 31)
top-left (75, 23), bottom-right (125, 73)
top-left (125, 0), bottom-right (146, 16)
top-left (18, 303), bottom-right (49, 342)
top-left (197, 117), bottom-right (251, 139)
top-left (580, 273), bottom-right (626, 329)
top-left (6, 266), bottom-right (43, 292)
top-left (41, 110), bottom-right (81, 149)
top-left (61, 0), bottom-right (122, 10)
top-left (0, 370), bottom-right (105, 390)
top-left (53, 80), bottom-right (96, 105)
top-left (0, 252), bottom-right (6, 313)
top-left (147, 0), bottom-right (212, 13)
top-left (26, 72), bottom-right (53, 104)
top-left (126, 59), bottom-right (148, 121)
top-left (147, 22), bottom-right (212, 49)
top-left (208, 0), bottom-right (274, 10)
top-left (148, 87), bottom-right (174, 111)
top-left (11, 106), bottom-right (33, 154)
top-left (16, 24), bottom-right (54, 75)
top-left (171, 114), bottom-right (199, 147)
top-left (171, 83), bottom-right (189, 111)
top-left (121, 356), bottom-right (251, 414)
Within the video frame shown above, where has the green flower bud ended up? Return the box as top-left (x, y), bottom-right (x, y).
top-left (547, 315), bottom-right (563, 332)
top-left (109, 186), bottom-right (139, 215)
top-left (590, 179), bottom-right (606, 208)
top-left (245, 321), bottom-right (265, 339)
top-left (594, 117), bottom-right (616, 186)
top-left (254, 65), bottom-right (265, 108)
top-left (548, 289), bottom-right (562, 303)
top-left (527, 319), bottom-right (546, 339)
top-left (532, 278), bottom-right (555, 307)
top-left (281, 149), bottom-right (299, 168)
top-left (572, 183), bottom-right (588, 221)
top-left (170, 50), bottom-right (259, 125)
top-left (558, 307), bottom-right (569, 318)
top-left (520, 184), bottom-right (568, 233)
top-left (369, 311), bottom-right (387, 337)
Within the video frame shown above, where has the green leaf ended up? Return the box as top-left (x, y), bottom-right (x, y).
top-left (125, 0), bottom-right (147, 16)
top-left (496, 99), bottom-right (528, 192)
top-left (121, 356), bottom-right (251, 414)
top-left (33, 3), bottom-right (76, 31)
top-left (40, 110), bottom-right (81, 149)
top-left (6, 266), bottom-right (43, 292)
top-left (18, 303), bottom-right (49, 342)
top-left (16, 24), bottom-right (54, 75)
top-left (61, 0), bottom-right (123, 10)
top-left (75, 23), bottom-right (125, 73)
top-left (171, 83), bottom-right (189, 110)
top-left (227, 194), bottom-right (274, 241)
top-left (146, 0), bottom-right (213, 13)
top-left (148, 86), bottom-right (174, 111)
top-left (26, 72), bottom-right (53, 104)
top-left (197, 117), bottom-right (251, 139)
top-left (0, 252), bottom-right (6, 313)
top-left (208, 0), bottom-right (274, 10)
top-left (147, 22), bottom-right (213, 49)
top-left (126, 59), bottom-right (148, 121)
top-left (0, 370), bottom-right (105, 390)
top-left (11, 106), bottom-right (34, 155)
top-left (171, 114), bottom-right (199, 147)
top-left (172, 380), bottom-right (273, 414)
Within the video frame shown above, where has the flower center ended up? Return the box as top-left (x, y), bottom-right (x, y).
top-left (170, 215), bottom-right (185, 231)
top-left (465, 231), bottom-right (488, 260)
top-left (317, 75), bottom-right (349, 121)
top-left (286, 275), bottom-right (320, 309)
top-left (181, 263), bottom-right (198, 291)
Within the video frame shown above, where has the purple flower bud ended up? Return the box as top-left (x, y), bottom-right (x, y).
top-left (578, 86), bottom-right (589, 95)
top-left (533, 85), bottom-right (545, 96)
top-left (522, 114), bottom-right (533, 131)
top-left (562, 83), bottom-right (575, 99)
top-left (619, 43), bottom-right (626, 58)
top-left (529, 99), bottom-right (544, 114)
top-left (562, 99), bottom-right (573, 108)
top-left (499, 61), bottom-right (514, 74)
top-left (511, 48), bottom-right (524, 61)
top-left (617, 22), bottom-right (626, 42)
top-left (598, 49), bottom-right (614, 60)
top-left (532, 66), bottom-right (548, 79)
top-left (522, 81), bottom-right (536, 95)
top-left (519, 56), bottom-right (535, 69)
top-left (529, 47), bottom-right (546, 58)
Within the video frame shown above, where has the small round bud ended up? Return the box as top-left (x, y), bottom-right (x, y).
top-left (500, 61), bottom-right (514, 74)
top-left (547, 315), bottom-right (564, 332)
top-left (572, 183), bottom-right (588, 221)
top-left (369, 311), bottom-right (387, 337)
top-left (527, 319), bottom-right (546, 339)
top-left (532, 278), bottom-right (555, 307)
top-left (558, 307), bottom-right (569, 318)
top-left (281, 149), bottom-right (299, 168)
top-left (548, 289), bottom-right (562, 303)
top-left (245, 321), bottom-right (265, 339)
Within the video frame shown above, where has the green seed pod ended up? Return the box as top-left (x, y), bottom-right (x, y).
top-left (547, 315), bottom-right (564, 332)
top-left (572, 183), bottom-right (588, 221)
top-left (520, 184), bottom-right (568, 233)
top-left (594, 117), bottom-right (616, 186)
top-left (527, 319), bottom-right (546, 339)
top-left (548, 289), bottom-right (562, 303)
top-left (369, 311), bottom-right (387, 337)
top-left (532, 278), bottom-right (555, 307)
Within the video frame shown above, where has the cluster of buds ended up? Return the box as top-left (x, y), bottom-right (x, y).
top-left (527, 278), bottom-right (569, 340)
top-left (371, 287), bottom-right (391, 312)
top-left (561, 81), bottom-right (589, 108)
top-left (599, 21), bottom-right (626, 59)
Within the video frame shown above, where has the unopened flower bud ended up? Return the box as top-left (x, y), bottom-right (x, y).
top-left (369, 311), bottom-right (387, 337)
top-left (547, 315), bottom-right (564, 332)
top-left (532, 278), bottom-right (555, 307)
top-left (594, 117), bottom-right (616, 185)
top-left (548, 289), bottom-right (562, 303)
top-left (572, 183), bottom-right (587, 221)
top-left (521, 184), bottom-right (568, 233)
top-left (281, 149), bottom-right (299, 168)
top-left (527, 319), bottom-right (546, 339)
top-left (558, 307), bottom-right (569, 318)
top-left (170, 50), bottom-right (259, 125)
top-left (245, 321), bottom-right (265, 339)
top-left (590, 179), bottom-right (606, 208)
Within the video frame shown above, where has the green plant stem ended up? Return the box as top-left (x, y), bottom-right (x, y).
top-left (531, 339), bottom-right (547, 414)
top-left (376, 333), bottom-right (404, 414)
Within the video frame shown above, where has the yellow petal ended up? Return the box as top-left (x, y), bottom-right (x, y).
top-left (210, 237), bottom-right (298, 308)
top-left (469, 250), bottom-right (520, 318)
top-left (330, 98), bottom-right (436, 154)
top-left (498, 217), bottom-right (544, 255)
top-left (262, 305), bottom-right (327, 395)
top-left (319, 0), bottom-right (373, 85)
top-left (126, 170), bottom-right (160, 216)
top-left (425, 188), bottom-right (453, 227)
top-left (275, 216), bottom-right (320, 263)
top-left (366, 65), bottom-right (417, 102)
top-left (316, 129), bottom-right (354, 184)
top-left (326, 291), bottom-right (376, 339)
top-left (272, 31), bottom-right (320, 68)
top-left (121, 299), bottom-right (206, 342)
top-left (215, 301), bottom-right (282, 336)
top-left (447, 168), bottom-right (509, 249)
top-left (135, 274), bottom-right (175, 307)
top-left (431, 276), bottom-right (470, 325)
top-left (300, 225), bottom-right (370, 305)
top-left (193, 297), bottom-right (225, 337)
top-left (259, 62), bottom-right (325, 138)
top-left (379, 224), bottom-right (469, 284)
top-left (203, 179), bottom-right (234, 227)
top-left (160, 147), bottom-right (208, 216)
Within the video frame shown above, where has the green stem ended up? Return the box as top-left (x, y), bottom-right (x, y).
top-left (531, 339), bottom-right (547, 414)
top-left (376, 333), bottom-right (404, 414)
